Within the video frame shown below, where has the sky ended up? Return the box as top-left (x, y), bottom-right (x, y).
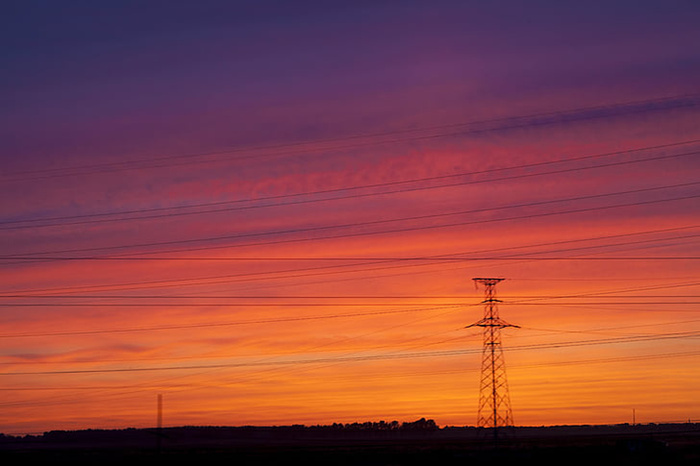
top-left (1, 1), bottom-right (700, 435)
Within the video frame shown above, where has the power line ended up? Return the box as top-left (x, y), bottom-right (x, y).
top-left (0, 272), bottom-right (698, 307)
top-left (3, 350), bottom-right (700, 420)
top-left (2, 225), bottom-right (696, 296)
top-left (2, 283), bottom-right (698, 335)
top-left (2, 294), bottom-right (698, 300)
top-left (4, 255), bottom-right (697, 263)
top-left (501, 280), bottom-right (700, 304)
top-left (2, 140), bottom-right (698, 230)
top-left (0, 305), bottom-right (468, 339)
top-left (2, 329), bottom-right (699, 377)
top-left (2, 279), bottom-right (697, 351)
top-left (4, 308), bottom-right (696, 414)
top-left (5, 348), bottom-right (700, 388)
top-left (4, 92), bottom-right (698, 182)
top-left (509, 350), bottom-right (700, 370)
top-left (0, 305), bottom-right (467, 408)
top-left (4, 190), bottom-right (698, 261)
top-left (2, 301), bottom-right (699, 308)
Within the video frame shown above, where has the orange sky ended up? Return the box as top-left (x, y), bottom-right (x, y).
top-left (1, 2), bottom-right (700, 435)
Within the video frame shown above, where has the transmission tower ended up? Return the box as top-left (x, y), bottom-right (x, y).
top-left (467, 277), bottom-right (518, 441)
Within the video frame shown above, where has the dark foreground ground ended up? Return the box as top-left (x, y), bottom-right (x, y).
top-left (2, 423), bottom-right (699, 465)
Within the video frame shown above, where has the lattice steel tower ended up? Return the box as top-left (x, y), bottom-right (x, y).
top-left (467, 277), bottom-right (518, 435)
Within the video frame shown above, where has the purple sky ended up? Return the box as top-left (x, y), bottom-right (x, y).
top-left (3, 1), bottom-right (699, 168)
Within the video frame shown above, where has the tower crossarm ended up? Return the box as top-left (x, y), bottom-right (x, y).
top-left (466, 317), bottom-right (519, 329)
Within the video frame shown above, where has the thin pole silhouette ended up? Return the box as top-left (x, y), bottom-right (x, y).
top-left (157, 393), bottom-right (163, 453)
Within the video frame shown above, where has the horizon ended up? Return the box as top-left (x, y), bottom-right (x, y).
top-left (6, 419), bottom-right (700, 438)
top-left (4, 406), bottom-right (699, 437)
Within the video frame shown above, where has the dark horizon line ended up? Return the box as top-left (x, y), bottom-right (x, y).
top-left (5, 419), bottom-right (699, 438)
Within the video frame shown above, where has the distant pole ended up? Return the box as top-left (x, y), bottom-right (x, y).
top-left (467, 278), bottom-right (518, 446)
top-left (157, 393), bottom-right (163, 429)
top-left (632, 408), bottom-right (636, 426)
top-left (157, 394), bottom-right (163, 452)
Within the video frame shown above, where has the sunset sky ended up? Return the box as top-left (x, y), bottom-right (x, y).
top-left (1, 1), bottom-right (700, 435)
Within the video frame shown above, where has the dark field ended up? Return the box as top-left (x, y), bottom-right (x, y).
top-left (2, 423), bottom-right (699, 465)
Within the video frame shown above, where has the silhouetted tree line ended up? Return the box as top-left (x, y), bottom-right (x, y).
top-left (327, 418), bottom-right (438, 432)
top-left (0, 419), bottom-right (440, 443)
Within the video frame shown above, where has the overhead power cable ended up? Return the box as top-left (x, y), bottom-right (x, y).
top-left (1, 294), bottom-right (698, 301)
top-left (2, 224), bottom-right (696, 296)
top-left (4, 92), bottom-right (698, 182)
top-left (1, 294), bottom-right (699, 339)
top-left (3, 187), bottom-right (698, 261)
top-left (2, 329), bottom-right (699, 376)
top-left (4, 349), bottom-right (700, 391)
top-left (2, 139), bottom-right (698, 230)
top-left (2, 300), bottom-right (699, 308)
top-left (0, 305), bottom-right (466, 338)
